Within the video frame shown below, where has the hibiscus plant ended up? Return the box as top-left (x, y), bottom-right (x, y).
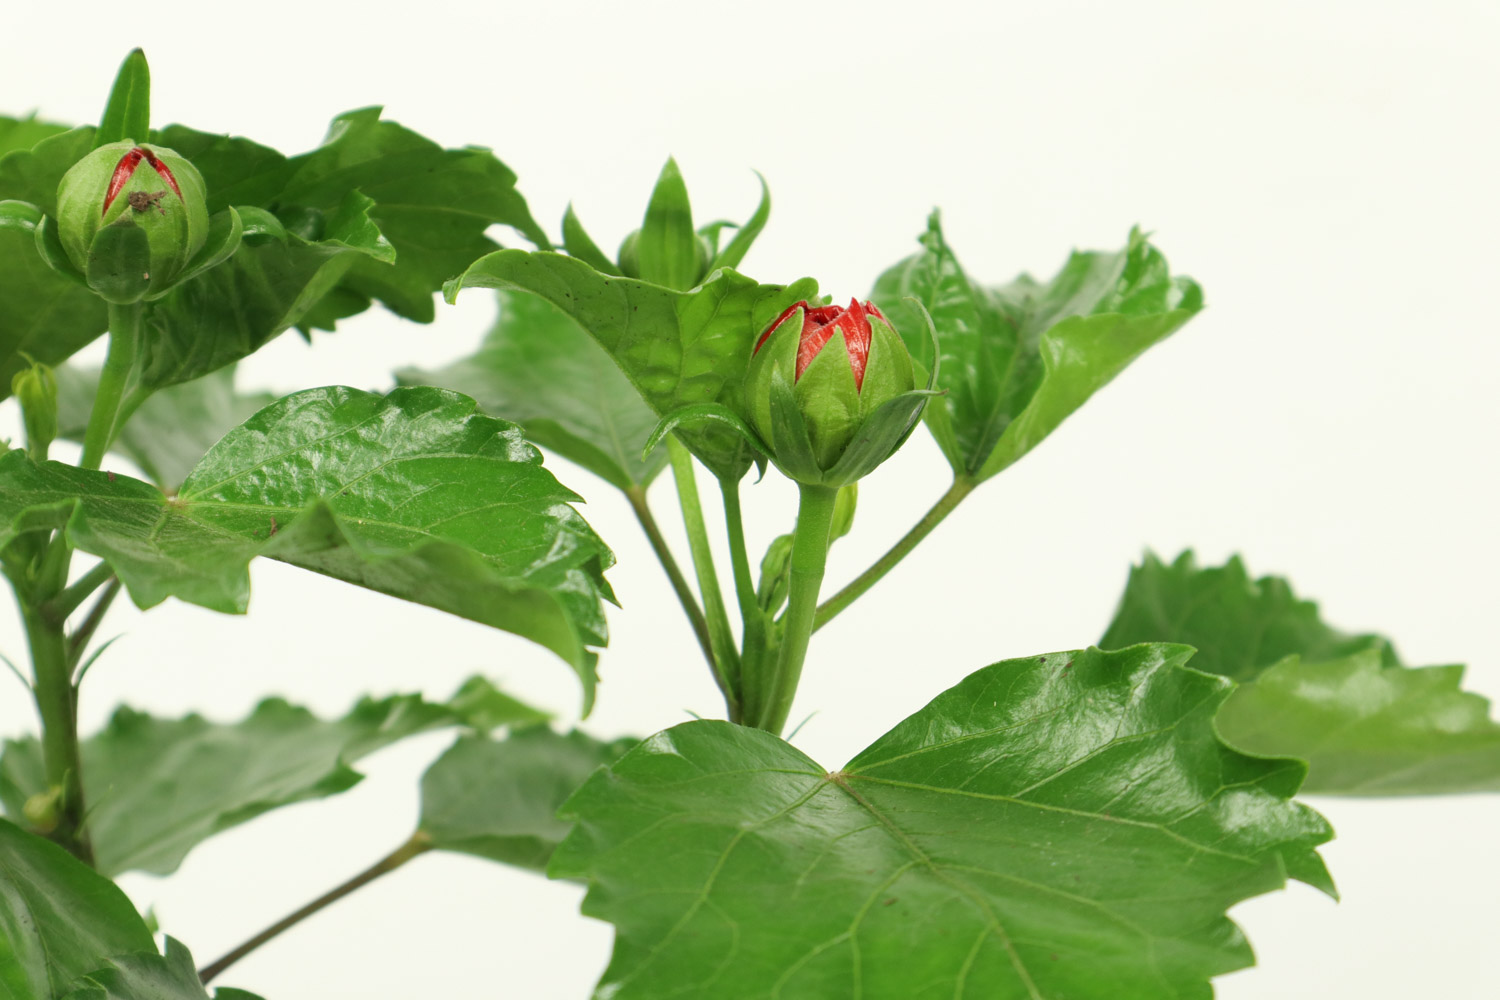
top-left (2, 50), bottom-right (1496, 1000)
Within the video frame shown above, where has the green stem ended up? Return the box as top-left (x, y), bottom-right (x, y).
top-left (720, 479), bottom-right (765, 724)
top-left (198, 832), bottom-right (432, 984)
top-left (624, 484), bottom-right (717, 682)
top-left (79, 303), bottom-right (143, 472)
top-left (18, 597), bottom-right (92, 864)
top-left (39, 561), bottom-right (114, 627)
top-left (666, 436), bottom-right (741, 717)
top-left (813, 476), bottom-right (975, 632)
top-left (752, 483), bottom-right (839, 735)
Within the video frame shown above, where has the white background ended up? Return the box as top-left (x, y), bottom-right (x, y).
top-left (2, 0), bottom-right (1498, 996)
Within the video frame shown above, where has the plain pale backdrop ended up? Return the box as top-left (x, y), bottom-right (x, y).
top-left (2, 0), bottom-right (1497, 996)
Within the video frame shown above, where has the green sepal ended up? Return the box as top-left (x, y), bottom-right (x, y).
top-left (34, 213), bottom-right (85, 283)
top-left (793, 332), bottom-right (863, 469)
top-left (95, 49), bottom-right (150, 149)
top-left (709, 170), bottom-right (770, 272)
top-left (171, 206), bottom-right (242, 286)
top-left (84, 219), bottom-right (153, 304)
top-left (766, 362), bottom-right (821, 482)
top-left (561, 203), bottom-right (622, 276)
top-left (637, 157), bottom-right (702, 290)
top-left (234, 205), bottom-right (284, 243)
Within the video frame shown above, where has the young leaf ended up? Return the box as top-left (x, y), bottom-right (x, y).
top-left (0, 678), bottom-right (543, 876)
top-left (57, 937), bottom-right (261, 1000)
top-left (552, 645), bottom-right (1332, 999)
top-left (0, 199), bottom-right (107, 402)
top-left (0, 115), bottom-right (69, 159)
top-left (637, 158), bottom-right (699, 290)
top-left (0, 819), bottom-right (154, 998)
top-left (561, 203), bottom-right (624, 276)
top-left (418, 729), bottom-right (638, 872)
top-left (0, 386), bottom-right (615, 689)
top-left (708, 171), bottom-right (770, 272)
top-left (53, 365), bottom-right (276, 492)
top-left (872, 212), bottom-right (1203, 483)
top-left (95, 49), bottom-right (151, 149)
top-left (398, 290), bottom-right (667, 491)
top-left (1104, 550), bottom-right (1500, 796)
top-left (445, 251), bottom-right (818, 480)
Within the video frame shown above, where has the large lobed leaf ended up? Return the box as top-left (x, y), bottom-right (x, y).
top-left (872, 212), bottom-right (1203, 483)
top-left (1103, 551), bottom-right (1500, 796)
top-left (399, 290), bottom-right (667, 491)
top-left (0, 820), bottom-right (259, 999)
top-left (418, 728), bottom-right (639, 872)
top-left (553, 645), bottom-right (1332, 999)
top-left (0, 386), bottom-right (615, 695)
top-left (0, 109), bottom-right (548, 399)
top-left (445, 251), bottom-right (817, 481)
top-left (0, 678), bottom-right (545, 877)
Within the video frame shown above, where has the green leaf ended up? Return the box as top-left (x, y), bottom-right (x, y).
top-left (1104, 551), bottom-right (1500, 796)
top-left (0, 386), bottom-right (615, 689)
top-left (58, 938), bottom-right (260, 1000)
top-left (278, 107), bottom-right (551, 321)
top-left (445, 251), bottom-right (817, 480)
top-left (0, 678), bottom-right (546, 876)
top-left (95, 49), bottom-right (151, 148)
top-left (0, 115), bottom-right (69, 160)
top-left (561, 203), bottom-right (623, 276)
top-left (398, 290), bottom-right (667, 491)
top-left (1100, 551), bottom-right (1396, 684)
top-left (0, 126), bottom-right (95, 215)
top-left (0, 199), bottom-right (108, 403)
top-left (637, 158), bottom-right (699, 291)
top-left (419, 728), bottom-right (637, 872)
top-left (709, 171), bottom-right (770, 273)
top-left (872, 212), bottom-right (1203, 483)
top-left (553, 645), bottom-right (1332, 999)
top-left (0, 819), bottom-right (154, 999)
top-left (54, 365), bottom-right (275, 492)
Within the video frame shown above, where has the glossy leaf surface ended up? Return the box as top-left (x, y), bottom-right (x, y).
top-left (872, 213), bottom-right (1202, 483)
top-left (0, 386), bottom-right (614, 685)
top-left (0, 678), bottom-right (544, 876)
top-left (0, 820), bottom-right (152, 999)
top-left (445, 251), bottom-right (817, 479)
top-left (54, 365), bottom-right (275, 491)
top-left (553, 645), bottom-right (1332, 999)
top-left (1106, 551), bottom-right (1500, 795)
top-left (419, 728), bottom-right (637, 871)
top-left (399, 290), bottom-right (666, 491)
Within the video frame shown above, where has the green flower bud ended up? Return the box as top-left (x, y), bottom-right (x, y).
top-left (55, 141), bottom-right (209, 303)
top-left (22, 786), bottom-right (62, 834)
top-left (745, 298), bottom-right (919, 486)
top-left (10, 357), bottom-right (59, 458)
top-left (616, 227), bottom-right (712, 285)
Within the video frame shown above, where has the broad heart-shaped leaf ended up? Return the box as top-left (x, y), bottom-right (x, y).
top-left (0, 819), bottom-right (153, 999)
top-left (553, 645), bottom-right (1333, 1000)
top-left (1100, 551), bottom-right (1397, 684)
top-left (1104, 551), bottom-right (1500, 796)
top-left (0, 677), bottom-right (546, 876)
top-left (446, 251), bottom-right (818, 480)
top-left (0, 386), bottom-right (615, 693)
top-left (418, 728), bottom-right (638, 872)
top-left (54, 365), bottom-right (275, 492)
top-left (1216, 651), bottom-right (1500, 796)
top-left (872, 213), bottom-right (1203, 484)
top-left (58, 938), bottom-right (262, 1000)
top-left (0, 200), bottom-right (108, 404)
top-left (398, 290), bottom-right (667, 491)
top-left (0, 115), bottom-right (69, 159)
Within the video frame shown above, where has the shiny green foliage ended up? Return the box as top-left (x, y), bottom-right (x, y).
top-left (53, 364), bottom-right (275, 492)
top-left (1101, 551), bottom-right (1396, 683)
top-left (0, 678), bottom-right (544, 876)
top-left (0, 106), bottom-right (548, 397)
top-left (0, 386), bottom-right (615, 682)
top-left (553, 645), bottom-right (1332, 999)
top-left (398, 290), bottom-right (666, 491)
top-left (419, 728), bottom-right (638, 871)
top-left (1106, 551), bottom-right (1500, 795)
top-left (56, 938), bottom-right (259, 1000)
top-left (872, 212), bottom-right (1203, 483)
top-left (0, 115), bottom-right (68, 159)
top-left (445, 252), bottom-right (817, 479)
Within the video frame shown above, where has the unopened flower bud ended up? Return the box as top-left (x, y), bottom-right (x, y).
top-left (745, 298), bottom-right (918, 485)
top-left (10, 358), bottom-right (59, 458)
top-left (55, 141), bottom-right (209, 303)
